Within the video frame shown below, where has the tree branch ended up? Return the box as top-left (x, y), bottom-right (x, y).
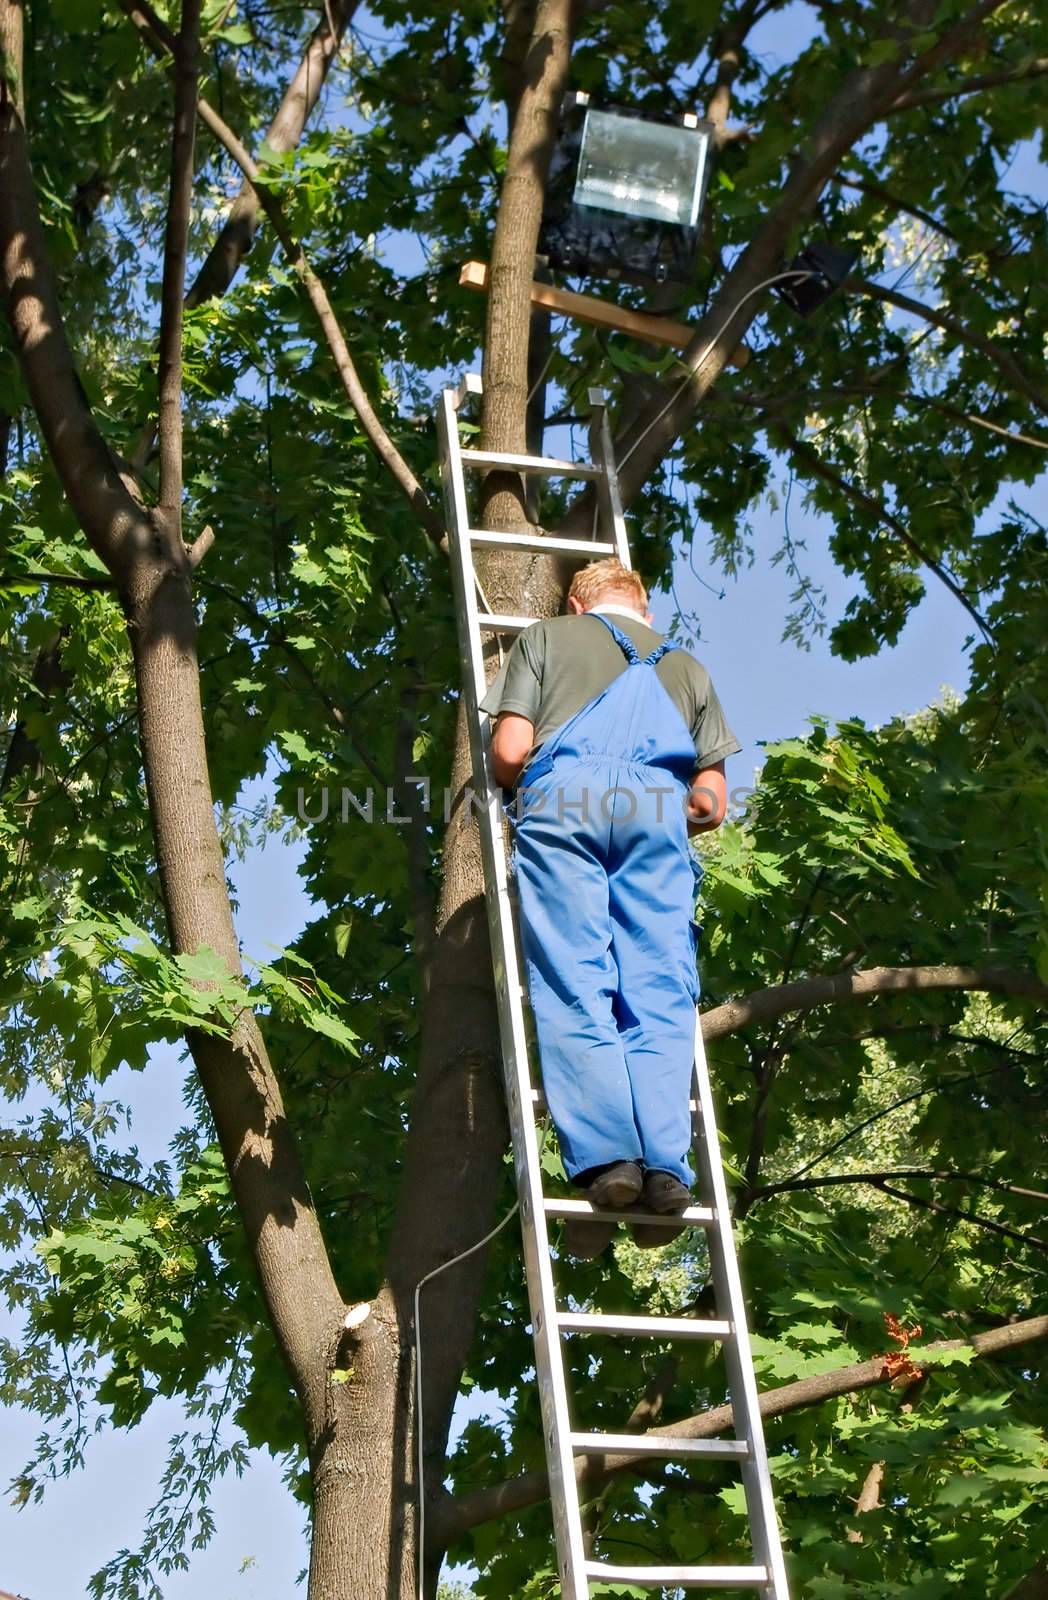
top-left (846, 274), bottom-right (1048, 416)
top-left (431, 1314), bottom-right (1048, 1544)
top-left (706, 0), bottom-right (763, 137)
top-left (119, 0), bottom-right (443, 542)
top-left (0, 1), bottom-right (157, 587)
top-left (811, 383), bottom-right (1048, 452)
top-left (890, 55), bottom-right (1048, 112)
top-left (0, 571), bottom-right (116, 589)
top-left (700, 964), bottom-right (1048, 1043)
top-left (833, 171), bottom-right (959, 242)
top-left (751, 1167), bottom-right (1048, 1210)
top-left (156, 0), bottom-right (200, 535)
top-left (187, 0), bottom-right (361, 308)
top-left (480, 0), bottom-right (575, 529)
top-left (774, 423), bottom-right (996, 643)
top-left (781, 1059), bottom-right (1020, 1184)
top-left (871, 1177), bottom-right (1047, 1249)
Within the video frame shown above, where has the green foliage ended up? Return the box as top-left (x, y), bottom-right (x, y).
top-left (1, 0), bottom-right (1046, 1593)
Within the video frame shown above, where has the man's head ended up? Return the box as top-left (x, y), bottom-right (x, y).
top-left (567, 558), bottom-right (651, 621)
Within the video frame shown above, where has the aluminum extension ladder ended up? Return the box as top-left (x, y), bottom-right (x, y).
top-left (436, 373), bottom-right (790, 1599)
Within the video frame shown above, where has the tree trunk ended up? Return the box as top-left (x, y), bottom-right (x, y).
top-left (126, 559), bottom-right (346, 1394)
top-left (381, 2), bottom-right (575, 1591)
top-left (306, 1288), bottom-right (412, 1600)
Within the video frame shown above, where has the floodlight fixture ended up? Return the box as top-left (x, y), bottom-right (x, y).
top-left (539, 94), bottom-right (715, 287)
top-left (774, 241), bottom-right (859, 316)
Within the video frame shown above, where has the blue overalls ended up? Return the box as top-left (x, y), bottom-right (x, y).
top-left (512, 613), bottom-right (701, 1187)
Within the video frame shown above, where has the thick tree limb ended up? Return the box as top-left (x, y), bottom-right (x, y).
top-left (381, 11), bottom-right (579, 1587)
top-left (187, 0), bottom-right (361, 308)
top-left (431, 1315), bottom-right (1048, 1543)
top-left (0, 3), bottom-right (157, 588)
top-left (480, 0), bottom-right (575, 528)
top-left (890, 55), bottom-right (1048, 112)
top-left (700, 964), bottom-right (1048, 1042)
top-left (847, 274), bottom-right (1048, 416)
top-left (706, 0), bottom-right (764, 135)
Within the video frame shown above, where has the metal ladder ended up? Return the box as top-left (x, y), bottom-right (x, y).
top-left (436, 373), bottom-right (790, 1599)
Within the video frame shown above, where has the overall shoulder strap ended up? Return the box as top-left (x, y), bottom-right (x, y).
top-left (642, 640), bottom-right (674, 667)
top-left (586, 611), bottom-right (640, 664)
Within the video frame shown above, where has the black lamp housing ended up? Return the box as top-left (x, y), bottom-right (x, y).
top-left (774, 241), bottom-right (860, 316)
top-left (539, 94), bottom-right (715, 287)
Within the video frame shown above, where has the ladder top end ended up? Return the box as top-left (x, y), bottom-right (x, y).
top-left (453, 372), bottom-right (484, 408)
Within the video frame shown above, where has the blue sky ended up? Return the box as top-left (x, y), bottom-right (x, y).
top-left (3, 2), bottom-right (1045, 1595)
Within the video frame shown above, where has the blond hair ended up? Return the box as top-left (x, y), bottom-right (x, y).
top-left (568, 557), bottom-right (648, 614)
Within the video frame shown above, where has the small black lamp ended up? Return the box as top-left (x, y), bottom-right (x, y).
top-left (773, 241), bottom-right (860, 316)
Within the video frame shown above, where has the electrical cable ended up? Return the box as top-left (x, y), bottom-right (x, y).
top-left (474, 572), bottom-right (506, 666)
top-left (414, 1122), bottom-right (550, 1599)
top-left (616, 268), bottom-right (816, 475)
top-left (413, 1197), bottom-right (521, 1600)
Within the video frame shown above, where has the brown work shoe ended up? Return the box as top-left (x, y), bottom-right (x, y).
top-left (627, 1214), bottom-right (688, 1250)
top-left (641, 1170), bottom-right (692, 1214)
top-left (562, 1218), bottom-right (617, 1259)
top-left (586, 1161), bottom-right (643, 1209)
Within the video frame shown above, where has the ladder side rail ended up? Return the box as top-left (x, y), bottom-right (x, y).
top-left (587, 391), bottom-right (633, 568)
top-left (691, 1020), bottom-right (791, 1600)
top-left (437, 388), bottom-right (591, 1600)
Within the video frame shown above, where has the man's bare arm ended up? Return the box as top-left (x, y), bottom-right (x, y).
top-left (491, 713), bottom-right (535, 789)
top-left (686, 761), bottom-right (727, 834)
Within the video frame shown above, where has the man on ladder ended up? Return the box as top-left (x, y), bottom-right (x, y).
top-left (483, 556), bottom-right (741, 1256)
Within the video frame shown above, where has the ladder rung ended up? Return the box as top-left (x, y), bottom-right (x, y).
top-left (556, 1312), bottom-right (731, 1340)
top-left (570, 1432), bottom-right (750, 1460)
top-left (584, 1562), bottom-right (769, 1588)
top-left (476, 612), bottom-right (534, 633)
top-left (468, 529), bottom-right (616, 558)
top-left (545, 1198), bottom-right (714, 1226)
top-left (460, 448), bottom-right (603, 480)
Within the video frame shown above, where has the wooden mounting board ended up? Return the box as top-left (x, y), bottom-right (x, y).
top-left (460, 260), bottom-right (749, 369)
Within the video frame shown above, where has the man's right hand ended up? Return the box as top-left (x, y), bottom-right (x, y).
top-left (686, 761), bottom-right (727, 833)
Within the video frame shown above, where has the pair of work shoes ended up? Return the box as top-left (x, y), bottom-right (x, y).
top-left (563, 1161), bottom-right (692, 1259)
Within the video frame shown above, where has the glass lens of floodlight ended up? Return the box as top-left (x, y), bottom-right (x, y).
top-left (572, 110), bottom-right (708, 227)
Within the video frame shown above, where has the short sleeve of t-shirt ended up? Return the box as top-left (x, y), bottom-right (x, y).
top-left (693, 678), bottom-right (741, 768)
top-left (664, 653), bottom-right (742, 769)
top-left (480, 626), bottom-right (546, 725)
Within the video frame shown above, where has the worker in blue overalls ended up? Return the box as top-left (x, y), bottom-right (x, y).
top-left (482, 558), bottom-right (741, 1256)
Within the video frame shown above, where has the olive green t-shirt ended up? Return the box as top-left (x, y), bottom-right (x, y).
top-left (480, 609), bottom-right (741, 771)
